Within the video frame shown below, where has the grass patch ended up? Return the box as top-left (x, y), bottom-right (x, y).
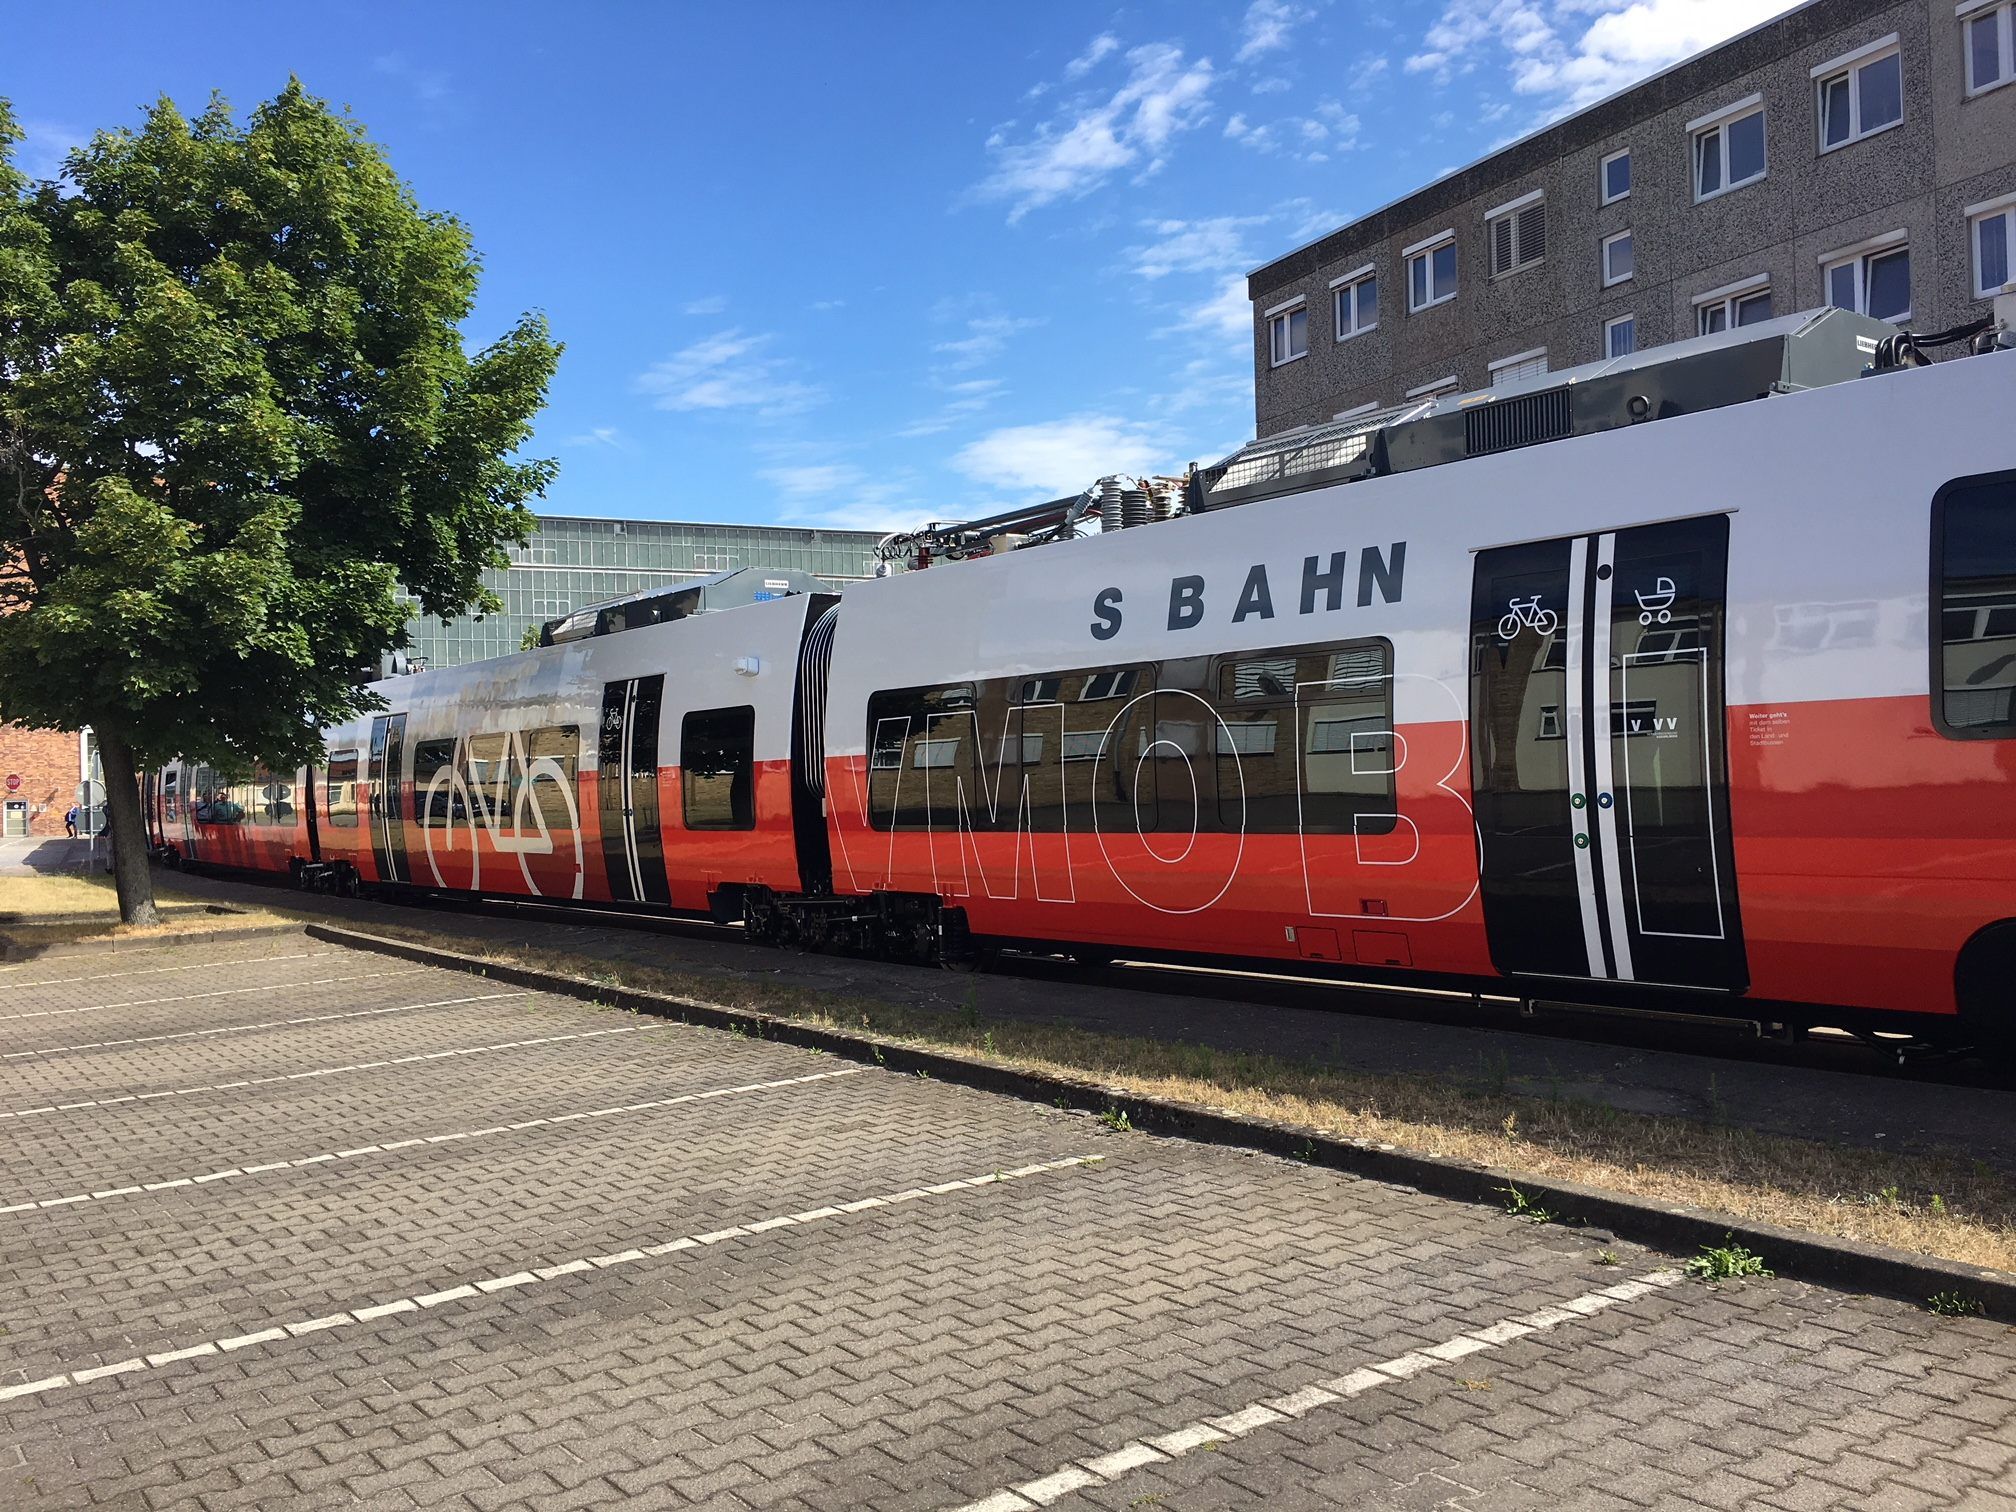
top-left (0, 872), bottom-right (300, 948)
top-left (342, 921), bottom-right (2016, 1276)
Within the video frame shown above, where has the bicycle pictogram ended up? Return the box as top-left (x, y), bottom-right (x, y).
top-left (1498, 595), bottom-right (1560, 640)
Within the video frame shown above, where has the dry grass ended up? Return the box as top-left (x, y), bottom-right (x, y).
top-left (352, 923), bottom-right (2016, 1277)
top-left (0, 872), bottom-right (300, 946)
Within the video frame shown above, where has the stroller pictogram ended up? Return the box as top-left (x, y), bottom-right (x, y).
top-left (1635, 577), bottom-right (1676, 626)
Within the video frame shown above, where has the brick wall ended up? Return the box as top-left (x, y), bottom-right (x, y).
top-left (0, 723), bottom-right (81, 837)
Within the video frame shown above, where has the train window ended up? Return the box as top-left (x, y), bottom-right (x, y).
top-left (412, 739), bottom-right (457, 825)
top-left (1936, 471), bottom-right (2016, 738)
top-left (162, 768), bottom-right (179, 823)
top-left (326, 752), bottom-right (358, 828)
top-left (1210, 639), bottom-right (1395, 835)
top-left (524, 726), bottom-right (581, 831)
top-left (866, 686), bottom-right (984, 830)
top-left (257, 773), bottom-right (294, 827)
top-left (682, 707), bottom-right (755, 830)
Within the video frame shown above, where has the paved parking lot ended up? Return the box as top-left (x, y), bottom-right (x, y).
top-left (2, 933), bottom-right (2014, 1511)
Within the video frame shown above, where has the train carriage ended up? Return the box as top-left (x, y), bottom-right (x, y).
top-left (145, 308), bottom-right (2016, 1051)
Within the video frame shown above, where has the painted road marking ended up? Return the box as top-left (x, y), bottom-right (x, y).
top-left (0, 952), bottom-right (331, 993)
top-left (0, 1067), bottom-right (869, 1215)
top-left (0, 1024), bottom-right (665, 1122)
top-left (0, 968), bottom-right (425, 1024)
top-left (0, 1154), bottom-right (1102, 1407)
top-left (944, 1269), bottom-right (1685, 1511)
top-left (0, 990), bottom-right (533, 1063)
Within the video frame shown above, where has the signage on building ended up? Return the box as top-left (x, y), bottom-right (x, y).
top-left (4, 774), bottom-right (19, 792)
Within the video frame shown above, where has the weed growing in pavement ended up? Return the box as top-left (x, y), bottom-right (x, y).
top-left (873, 1046), bottom-right (885, 1065)
top-left (1293, 1140), bottom-right (1317, 1163)
top-left (915, 1069), bottom-right (931, 1080)
top-left (1927, 1290), bottom-right (1986, 1318)
top-left (1870, 1184), bottom-right (1903, 1207)
top-left (1499, 1184), bottom-right (1557, 1224)
top-left (982, 1029), bottom-right (996, 1055)
top-left (1479, 1049), bottom-right (1512, 1096)
top-left (1501, 1112), bottom-right (1520, 1142)
top-left (1686, 1236), bottom-right (1772, 1282)
top-left (1097, 1106), bottom-right (1134, 1133)
top-left (959, 985), bottom-right (982, 1029)
top-left (1595, 1250), bottom-right (1621, 1266)
top-left (1706, 1074), bottom-right (1729, 1129)
top-left (1930, 1193), bottom-right (1948, 1217)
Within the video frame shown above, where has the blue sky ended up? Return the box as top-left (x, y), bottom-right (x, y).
top-left (4, 0), bottom-right (1793, 533)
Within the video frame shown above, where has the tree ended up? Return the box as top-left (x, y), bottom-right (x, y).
top-left (0, 84), bottom-right (560, 923)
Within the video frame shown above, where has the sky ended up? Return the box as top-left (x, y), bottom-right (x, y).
top-left (3, 0), bottom-right (1800, 535)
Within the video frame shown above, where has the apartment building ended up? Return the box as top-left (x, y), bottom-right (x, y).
top-left (1247, 0), bottom-right (2016, 434)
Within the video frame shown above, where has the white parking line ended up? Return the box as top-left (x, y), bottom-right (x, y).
top-left (0, 968), bottom-right (425, 1024)
top-left (0, 1153), bottom-right (1102, 1407)
top-left (0, 1023), bottom-right (665, 1122)
top-left (0, 952), bottom-right (330, 993)
top-left (0, 1066), bottom-right (869, 1215)
top-left (944, 1269), bottom-right (1685, 1511)
top-left (0, 990), bottom-right (533, 1063)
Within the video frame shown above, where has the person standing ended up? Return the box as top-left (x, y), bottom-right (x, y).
top-left (63, 805), bottom-right (79, 838)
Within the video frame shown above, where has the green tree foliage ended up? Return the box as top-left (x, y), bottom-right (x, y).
top-left (0, 84), bottom-right (560, 921)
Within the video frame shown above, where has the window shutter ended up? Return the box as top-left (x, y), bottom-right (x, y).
top-left (1517, 203), bottom-right (1546, 264)
top-left (1492, 216), bottom-right (1514, 277)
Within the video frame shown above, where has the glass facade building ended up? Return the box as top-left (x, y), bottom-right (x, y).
top-left (401, 515), bottom-right (885, 668)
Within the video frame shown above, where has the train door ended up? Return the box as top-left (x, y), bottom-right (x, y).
top-left (598, 675), bottom-right (672, 905)
top-left (1469, 515), bottom-right (1746, 991)
top-left (368, 713), bottom-right (410, 884)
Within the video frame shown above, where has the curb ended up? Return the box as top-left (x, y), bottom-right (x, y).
top-left (0, 922), bottom-right (306, 963)
top-left (306, 921), bottom-right (2016, 1318)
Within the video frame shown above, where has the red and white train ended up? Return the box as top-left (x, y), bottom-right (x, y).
top-left (145, 309), bottom-right (2016, 1051)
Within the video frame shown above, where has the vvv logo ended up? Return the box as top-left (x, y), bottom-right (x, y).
top-left (419, 731), bottom-right (584, 899)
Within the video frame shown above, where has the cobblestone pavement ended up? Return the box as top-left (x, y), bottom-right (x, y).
top-left (1, 933), bottom-right (2013, 1511)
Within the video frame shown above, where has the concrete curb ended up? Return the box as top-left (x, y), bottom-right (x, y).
top-left (0, 922), bottom-right (305, 963)
top-left (307, 921), bottom-right (2016, 1318)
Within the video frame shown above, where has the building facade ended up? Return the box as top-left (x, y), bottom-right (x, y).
top-left (1247, 0), bottom-right (2016, 434)
top-left (403, 515), bottom-right (886, 668)
top-left (0, 725), bottom-right (95, 838)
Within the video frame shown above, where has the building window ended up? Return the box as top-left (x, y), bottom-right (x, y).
top-left (1601, 229), bottom-right (1634, 287)
top-left (1331, 267), bottom-right (1377, 339)
top-left (1405, 374), bottom-right (1459, 400)
top-left (1267, 299), bottom-right (1308, 365)
top-left (1972, 193), bottom-right (2016, 297)
top-left (1690, 97), bottom-right (1766, 201)
top-left (1964, 0), bottom-right (2014, 95)
top-left (1934, 471), bottom-right (2016, 737)
top-left (1821, 233), bottom-right (1910, 321)
top-left (1486, 191), bottom-right (1546, 278)
top-left (1488, 348), bottom-right (1549, 387)
top-left (1334, 400), bottom-right (1382, 420)
top-left (1601, 147), bottom-right (1631, 204)
top-left (1695, 279), bottom-right (1772, 335)
top-left (1605, 315), bottom-right (1637, 358)
top-left (1405, 231), bottom-right (1457, 311)
top-left (1814, 36), bottom-right (1902, 151)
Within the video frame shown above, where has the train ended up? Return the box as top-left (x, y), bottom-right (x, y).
top-left (144, 307), bottom-right (2016, 1054)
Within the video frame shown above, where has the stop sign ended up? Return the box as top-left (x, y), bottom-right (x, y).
top-left (4, 774), bottom-right (19, 792)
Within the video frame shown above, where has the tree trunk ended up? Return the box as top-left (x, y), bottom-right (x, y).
top-left (93, 724), bottom-right (160, 927)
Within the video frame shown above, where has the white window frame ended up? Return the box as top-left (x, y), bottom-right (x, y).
top-left (1688, 95), bottom-right (1767, 203)
top-left (1601, 229), bottom-right (1634, 288)
top-left (1812, 35), bottom-right (1903, 153)
top-left (1329, 263), bottom-right (1378, 340)
top-left (1969, 190), bottom-right (2016, 297)
top-left (1604, 314), bottom-right (1637, 359)
top-left (1487, 347), bottom-right (1549, 387)
top-left (1818, 228), bottom-right (1911, 322)
top-left (1265, 295), bottom-right (1307, 367)
top-left (1485, 189), bottom-right (1546, 279)
top-left (1403, 229), bottom-right (1457, 312)
top-left (1692, 273), bottom-right (1772, 335)
top-left (1405, 374), bottom-right (1458, 400)
top-left (1960, 0), bottom-right (2015, 97)
top-left (1333, 399), bottom-right (1381, 420)
top-left (1600, 147), bottom-right (1631, 205)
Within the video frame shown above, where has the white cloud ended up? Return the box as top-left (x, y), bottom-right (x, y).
top-left (1065, 32), bottom-right (1121, 78)
top-left (1128, 216), bottom-right (1266, 280)
top-left (933, 313), bottom-right (1044, 371)
top-left (971, 41), bottom-right (1216, 221)
top-left (1184, 276), bottom-right (1255, 341)
top-left (759, 463), bottom-right (926, 532)
top-left (14, 119), bottom-right (86, 181)
top-left (953, 415), bottom-right (1179, 495)
top-left (809, 297), bottom-right (846, 311)
top-left (635, 329), bottom-right (823, 417)
top-left (895, 378), bottom-right (1005, 439)
top-left (1236, 0), bottom-right (1309, 63)
top-left (1406, 0), bottom-right (1802, 109)
top-left (682, 295), bottom-right (728, 316)
top-left (562, 426), bottom-right (625, 448)
top-left (1225, 98), bottom-right (1357, 161)
top-left (1250, 76), bottom-right (1292, 94)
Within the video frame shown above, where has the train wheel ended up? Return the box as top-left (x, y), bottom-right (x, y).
top-left (1955, 921), bottom-right (2016, 1062)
